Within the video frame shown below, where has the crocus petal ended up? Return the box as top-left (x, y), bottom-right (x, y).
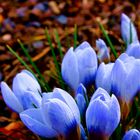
top-left (95, 63), bottom-right (114, 93)
top-left (75, 41), bottom-right (91, 51)
top-left (42, 98), bottom-right (79, 138)
top-left (90, 87), bottom-right (110, 102)
top-left (122, 60), bottom-right (140, 102)
top-left (75, 45), bottom-right (97, 86)
top-left (121, 13), bottom-right (138, 45)
top-left (12, 72), bottom-right (41, 105)
top-left (123, 129), bottom-right (140, 140)
top-left (61, 47), bottom-right (79, 90)
top-left (96, 39), bottom-right (110, 62)
top-left (20, 108), bottom-right (57, 138)
top-left (0, 82), bottom-right (23, 113)
top-left (76, 83), bottom-right (88, 102)
top-left (119, 53), bottom-right (135, 65)
top-left (105, 94), bottom-right (120, 135)
top-left (86, 99), bottom-right (110, 135)
top-left (21, 69), bottom-right (37, 80)
top-left (118, 53), bottom-right (130, 61)
top-left (76, 83), bottom-right (87, 97)
top-left (42, 92), bottom-right (54, 102)
top-left (126, 42), bottom-right (140, 59)
top-left (75, 94), bottom-right (87, 117)
top-left (21, 91), bottom-right (42, 109)
top-left (42, 88), bottom-right (80, 123)
top-left (111, 59), bottom-right (127, 98)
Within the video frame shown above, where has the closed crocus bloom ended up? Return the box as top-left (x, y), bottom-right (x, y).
top-left (121, 13), bottom-right (138, 46)
top-left (126, 42), bottom-right (140, 59)
top-left (86, 88), bottom-right (120, 140)
top-left (111, 53), bottom-right (140, 102)
top-left (0, 70), bottom-right (42, 113)
top-left (96, 39), bottom-right (110, 63)
top-left (20, 88), bottom-right (81, 139)
top-left (95, 62), bottom-right (114, 93)
top-left (111, 53), bottom-right (140, 119)
top-left (61, 41), bottom-right (97, 91)
top-left (123, 129), bottom-right (140, 140)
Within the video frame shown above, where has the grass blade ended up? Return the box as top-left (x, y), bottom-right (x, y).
top-left (54, 29), bottom-right (63, 59)
top-left (45, 28), bottom-right (65, 89)
top-left (99, 23), bottom-right (118, 58)
top-left (74, 24), bottom-right (77, 49)
top-left (6, 45), bottom-right (48, 92)
top-left (17, 39), bottom-right (51, 91)
top-left (129, 22), bottom-right (132, 45)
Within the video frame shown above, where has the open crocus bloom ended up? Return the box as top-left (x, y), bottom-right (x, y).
top-left (20, 88), bottom-right (82, 139)
top-left (0, 70), bottom-right (42, 113)
top-left (95, 62), bottom-right (114, 93)
top-left (86, 88), bottom-right (120, 140)
top-left (122, 129), bottom-right (140, 140)
top-left (121, 13), bottom-right (138, 46)
top-left (61, 41), bottom-right (97, 91)
top-left (96, 39), bottom-right (110, 63)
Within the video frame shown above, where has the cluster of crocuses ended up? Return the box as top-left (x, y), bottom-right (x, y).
top-left (0, 13), bottom-right (140, 140)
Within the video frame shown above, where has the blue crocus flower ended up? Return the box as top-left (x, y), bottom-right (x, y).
top-left (61, 41), bottom-right (97, 91)
top-left (121, 13), bottom-right (138, 46)
top-left (95, 62), bottom-right (114, 93)
top-left (126, 42), bottom-right (140, 59)
top-left (123, 129), bottom-right (140, 140)
top-left (96, 39), bottom-right (110, 62)
top-left (86, 88), bottom-right (120, 139)
top-left (111, 53), bottom-right (140, 119)
top-left (20, 88), bottom-right (83, 139)
top-left (0, 70), bottom-right (42, 113)
top-left (75, 84), bottom-right (88, 119)
top-left (111, 53), bottom-right (140, 103)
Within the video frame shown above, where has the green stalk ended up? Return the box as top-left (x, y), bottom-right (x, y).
top-left (129, 22), bottom-right (132, 45)
top-left (74, 24), bottom-right (77, 49)
top-left (6, 45), bottom-right (48, 91)
top-left (54, 29), bottom-right (63, 59)
top-left (17, 39), bottom-right (51, 91)
top-left (45, 29), bottom-right (65, 89)
top-left (99, 23), bottom-right (118, 58)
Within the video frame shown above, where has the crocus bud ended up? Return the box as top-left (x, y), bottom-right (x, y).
top-left (75, 84), bottom-right (88, 119)
top-left (0, 70), bottom-right (42, 113)
top-left (61, 41), bottom-right (97, 91)
top-left (111, 53), bottom-right (140, 119)
top-left (86, 88), bottom-right (120, 140)
top-left (20, 88), bottom-right (81, 139)
top-left (96, 39), bottom-right (110, 63)
top-left (123, 129), bottom-right (140, 140)
top-left (121, 13), bottom-right (138, 46)
top-left (95, 62), bottom-right (114, 93)
top-left (126, 42), bottom-right (140, 59)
